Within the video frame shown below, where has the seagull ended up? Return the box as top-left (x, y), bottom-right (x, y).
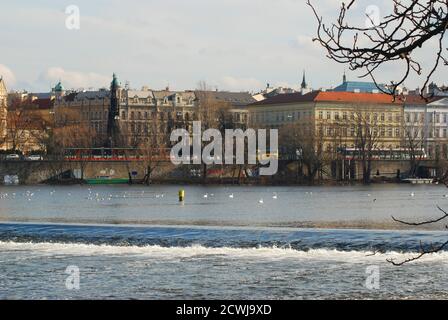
top-left (203, 194), bottom-right (208, 198)
top-left (229, 194), bottom-right (234, 199)
top-left (272, 193), bottom-right (278, 200)
top-left (259, 199), bottom-right (264, 204)
top-left (410, 192), bottom-right (415, 197)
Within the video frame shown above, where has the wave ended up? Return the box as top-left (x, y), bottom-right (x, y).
top-left (1, 241), bottom-right (448, 263)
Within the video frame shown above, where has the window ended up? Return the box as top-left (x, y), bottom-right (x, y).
top-left (388, 113), bottom-right (393, 122)
top-left (121, 111), bottom-right (126, 120)
top-left (395, 128), bottom-right (400, 137)
top-left (334, 112), bottom-right (339, 120)
top-left (326, 112), bottom-right (331, 120)
top-left (406, 113), bottom-right (410, 122)
top-left (131, 111), bottom-right (135, 120)
top-left (444, 129), bottom-right (447, 138)
top-left (319, 111), bottom-right (323, 120)
top-left (388, 128), bottom-right (393, 137)
top-left (381, 113), bottom-right (385, 121)
top-left (343, 112), bottom-right (347, 120)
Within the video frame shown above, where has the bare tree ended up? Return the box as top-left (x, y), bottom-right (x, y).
top-left (350, 111), bottom-right (381, 184)
top-left (388, 205), bottom-right (448, 265)
top-left (195, 82), bottom-right (224, 182)
top-left (403, 113), bottom-right (427, 177)
top-left (280, 121), bottom-right (328, 184)
top-left (308, 0), bottom-right (448, 96)
top-left (140, 112), bottom-right (168, 185)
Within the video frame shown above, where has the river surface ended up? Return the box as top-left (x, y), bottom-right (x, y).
top-left (1, 184), bottom-right (448, 299)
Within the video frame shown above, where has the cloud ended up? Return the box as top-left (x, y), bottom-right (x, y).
top-left (38, 67), bottom-right (111, 90)
top-left (0, 64), bottom-right (17, 87)
top-left (218, 76), bottom-right (263, 92)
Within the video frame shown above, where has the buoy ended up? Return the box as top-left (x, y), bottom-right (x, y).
top-left (179, 189), bottom-right (185, 202)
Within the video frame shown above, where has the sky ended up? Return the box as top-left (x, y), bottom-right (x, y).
top-left (0, 0), bottom-right (445, 93)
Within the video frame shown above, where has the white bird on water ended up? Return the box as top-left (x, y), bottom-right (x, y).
top-left (272, 193), bottom-right (278, 200)
top-left (229, 194), bottom-right (234, 199)
top-left (203, 194), bottom-right (208, 199)
top-left (410, 192), bottom-right (415, 197)
top-left (259, 199), bottom-right (264, 204)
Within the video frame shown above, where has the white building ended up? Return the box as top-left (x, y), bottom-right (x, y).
top-left (404, 96), bottom-right (448, 159)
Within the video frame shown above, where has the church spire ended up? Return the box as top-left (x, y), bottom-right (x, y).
top-left (343, 70), bottom-right (347, 83)
top-left (301, 70), bottom-right (307, 89)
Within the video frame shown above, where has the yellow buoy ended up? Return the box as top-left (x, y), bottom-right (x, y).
top-left (179, 189), bottom-right (185, 202)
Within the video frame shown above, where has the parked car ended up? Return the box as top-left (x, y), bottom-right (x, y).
top-left (26, 155), bottom-right (43, 161)
top-left (5, 154), bottom-right (20, 161)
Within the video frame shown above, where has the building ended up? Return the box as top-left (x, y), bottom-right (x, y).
top-left (248, 91), bottom-right (404, 153)
top-left (204, 91), bottom-right (255, 129)
top-left (252, 85), bottom-right (298, 102)
top-left (54, 75), bottom-right (199, 146)
top-left (0, 77), bottom-right (7, 150)
top-left (54, 74), bottom-right (256, 146)
top-left (403, 96), bottom-right (448, 159)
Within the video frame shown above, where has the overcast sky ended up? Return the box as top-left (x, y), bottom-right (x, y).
top-left (0, 0), bottom-right (445, 93)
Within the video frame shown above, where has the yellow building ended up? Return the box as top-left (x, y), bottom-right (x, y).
top-left (248, 91), bottom-right (404, 155)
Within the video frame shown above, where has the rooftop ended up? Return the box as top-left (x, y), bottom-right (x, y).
top-left (332, 81), bottom-right (386, 93)
top-left (249, 91), bottom-right (404, 106)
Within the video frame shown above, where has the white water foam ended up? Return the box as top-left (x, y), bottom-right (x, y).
top-left (1, 241), bottom-right (447, 263)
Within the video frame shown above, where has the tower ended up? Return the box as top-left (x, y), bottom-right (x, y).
top-left (343, 70), bottom-right (347, 83)
top-left (53, 81), bottom-right (65, 100)
top-left (106, 73), bottom-right (120, 147)
top-left (301, 70), bottom-right (307, 90)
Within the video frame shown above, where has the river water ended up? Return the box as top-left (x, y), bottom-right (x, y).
top-left (1, 184), bottom-right (448, 299)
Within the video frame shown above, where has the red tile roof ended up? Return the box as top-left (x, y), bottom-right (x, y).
top-left (315, 91), bottom-right (400, 104)
top-left (248, 91), bottom-right (435, 106)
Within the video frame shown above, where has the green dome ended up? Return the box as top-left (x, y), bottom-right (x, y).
top-left (111, 73), bottom-right (119, 88)
top-left (54, 81), bottom-right (64, 92)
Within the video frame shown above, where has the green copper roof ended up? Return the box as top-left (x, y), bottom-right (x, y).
top-left (54, 81), bottom-right (64, 92)
top-left (111, 73), bottom-right (119, 87)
